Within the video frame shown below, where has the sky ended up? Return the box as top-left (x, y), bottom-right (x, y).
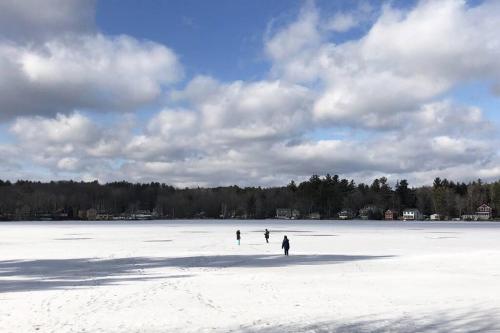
top-left (0, 0), bottom-right (499, 187)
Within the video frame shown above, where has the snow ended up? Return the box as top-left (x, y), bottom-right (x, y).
top-left (1, 220), bottom-right (500, 332)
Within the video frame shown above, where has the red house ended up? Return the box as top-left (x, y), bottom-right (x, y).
top-left (384, 209), bottom-right (398, 220)
top-left (477, 204), bottom-right (492, 220)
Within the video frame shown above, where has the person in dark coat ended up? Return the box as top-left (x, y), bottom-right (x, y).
top-left (236, 230), bottom-right (241, 245)
top-left (264, 229), bottom-right (270, 243)
top-left (282, 235), bottom-right (290, 255)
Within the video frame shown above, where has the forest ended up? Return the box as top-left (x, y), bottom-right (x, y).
top-left (0, 175), bottom-right (499, 220)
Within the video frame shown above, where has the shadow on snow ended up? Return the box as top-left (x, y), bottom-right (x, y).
top-left (0, 254), bottom-right (393, 293)
top-left (236, 308), bottom-right (500, 333)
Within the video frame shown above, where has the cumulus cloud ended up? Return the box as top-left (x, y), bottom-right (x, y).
top-left (0, 0), bottom-right (95, 42)
top-left (265, 1), bottom-right (321, 62)
top-left (7, 112), bottom-right (132, 180)
top-left (4, 97), bottom-right (499, 187)
top-left (123, 76), bottom-right (314, 164)
top-left (1, 0), bottom-right (500, 187)
top-left (0, 1), bottom-right (182, 121)
top-left (325, 2), bottom-right (374, 33)
top-left (326, 13), bottom-right (358, 32)
top-left (0, 35), bottom-right (182, 120)
top-left (178, 77), bottom-right (313, 141)
top-left (125, 108), bottom-right (202, 161)
top-left (265, 0), bottom-right (500, 128)
top-left (11, 113), bottom-right (98, 144)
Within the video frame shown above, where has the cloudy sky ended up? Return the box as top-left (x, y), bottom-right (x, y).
top-left (0, 0), bottom-right (499, 187)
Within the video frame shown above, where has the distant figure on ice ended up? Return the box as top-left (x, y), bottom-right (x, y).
top-left (264, 229), bottom-right (270, 243)
top-left (282, 235), bottom-right (290, 256)
top-left (236, 230), bottom-right (241, 245)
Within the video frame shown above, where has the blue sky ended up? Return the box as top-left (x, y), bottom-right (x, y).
top-left (95, 0), bottom-right (419, 81)
top-left (95, 0), bottom-right (499, 127)
top-left (96, 0), bottom-right (294, 82)
top-left (449, 81), bottom-right (500, 123)
top-left (0, 0), bottom-right (499, 186)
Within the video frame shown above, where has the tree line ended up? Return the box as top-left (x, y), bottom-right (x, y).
top-left (0, 175), bottom-right (499, 220)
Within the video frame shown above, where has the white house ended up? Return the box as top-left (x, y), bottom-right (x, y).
top-left (402, 208), bottom-right (422, 221)
top-left (338, 209), bottom-right (353, 220)
top-left (430, 213), bottom-right (441, 221)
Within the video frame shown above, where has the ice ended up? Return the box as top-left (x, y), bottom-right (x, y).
top-left (1, 220), bottom-right (500, 332)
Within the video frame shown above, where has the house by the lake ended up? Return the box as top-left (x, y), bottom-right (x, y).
top-left (276, 208), bottom-right (300, 219)
top-left (96, 212), bottom-right (113, 220)
top-left (129, 210), bottom-right (154, 220)
top-left (359, 205), bottom-right (382, 220)
top-left (462, 204), bottom-right (493, 220)
top-left (477, 204), bottom-right (492, 220)
top-left (338, 209), bottom-right (353, 220)
top-left (384, 209), bottom-right (398, 220)
top-left (86, 208), bottom-right (97, 220)
top-left (402, 208), bottom-right (422, 221)
top-left (430, 213), bottom-right (441, 221)
top-left (307, 212), bottom-right (321, 220)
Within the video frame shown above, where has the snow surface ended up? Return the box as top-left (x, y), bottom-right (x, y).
top-left (1, 220), bottom-right (500, 332)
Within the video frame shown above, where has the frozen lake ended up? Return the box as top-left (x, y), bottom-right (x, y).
top-left (1, 220), bottom-right (500, 332)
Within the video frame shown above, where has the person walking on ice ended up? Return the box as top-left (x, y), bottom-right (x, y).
top-left (236, 230), bottom-right (241, 245)
top-left (264, 229), bottom-right (270, 243)
top-left (282, 235), bottom-right (290, 255)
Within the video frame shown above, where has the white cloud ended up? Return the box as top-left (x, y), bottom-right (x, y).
top-left (172, 77), bottom-right (314, 143)
top-left (11, 113), bottom-right (97, 144)
top-left (326, 13), bottom-right (358, 32)
top-left (7, 112), bottom-right (132, 178)
top-left (125, 109), bottom-right (201, 161)
top-left (265, 2), bottom-right (323, 83)
top-left (1, 0), bottom-right (500, 188)
top-left (265, 0), bottom-right (500, 128)
top-left (56, 157), bottom-right (80, 171)
top-left (0, 0), bottom-right (183, 121)
top-left (0, 35), bottom-right (182, 120)
top-left (265, 1), bottom-right (320, 62)
top-left (0, 0), bottom-right (95, 42)
top-left (325, 1), bottom-right (375, 33)
top-left (4, 97), bottom-right (499, 187)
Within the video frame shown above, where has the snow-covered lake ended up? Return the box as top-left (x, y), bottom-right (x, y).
top-left (1, 220), bottom-right (500, 332)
